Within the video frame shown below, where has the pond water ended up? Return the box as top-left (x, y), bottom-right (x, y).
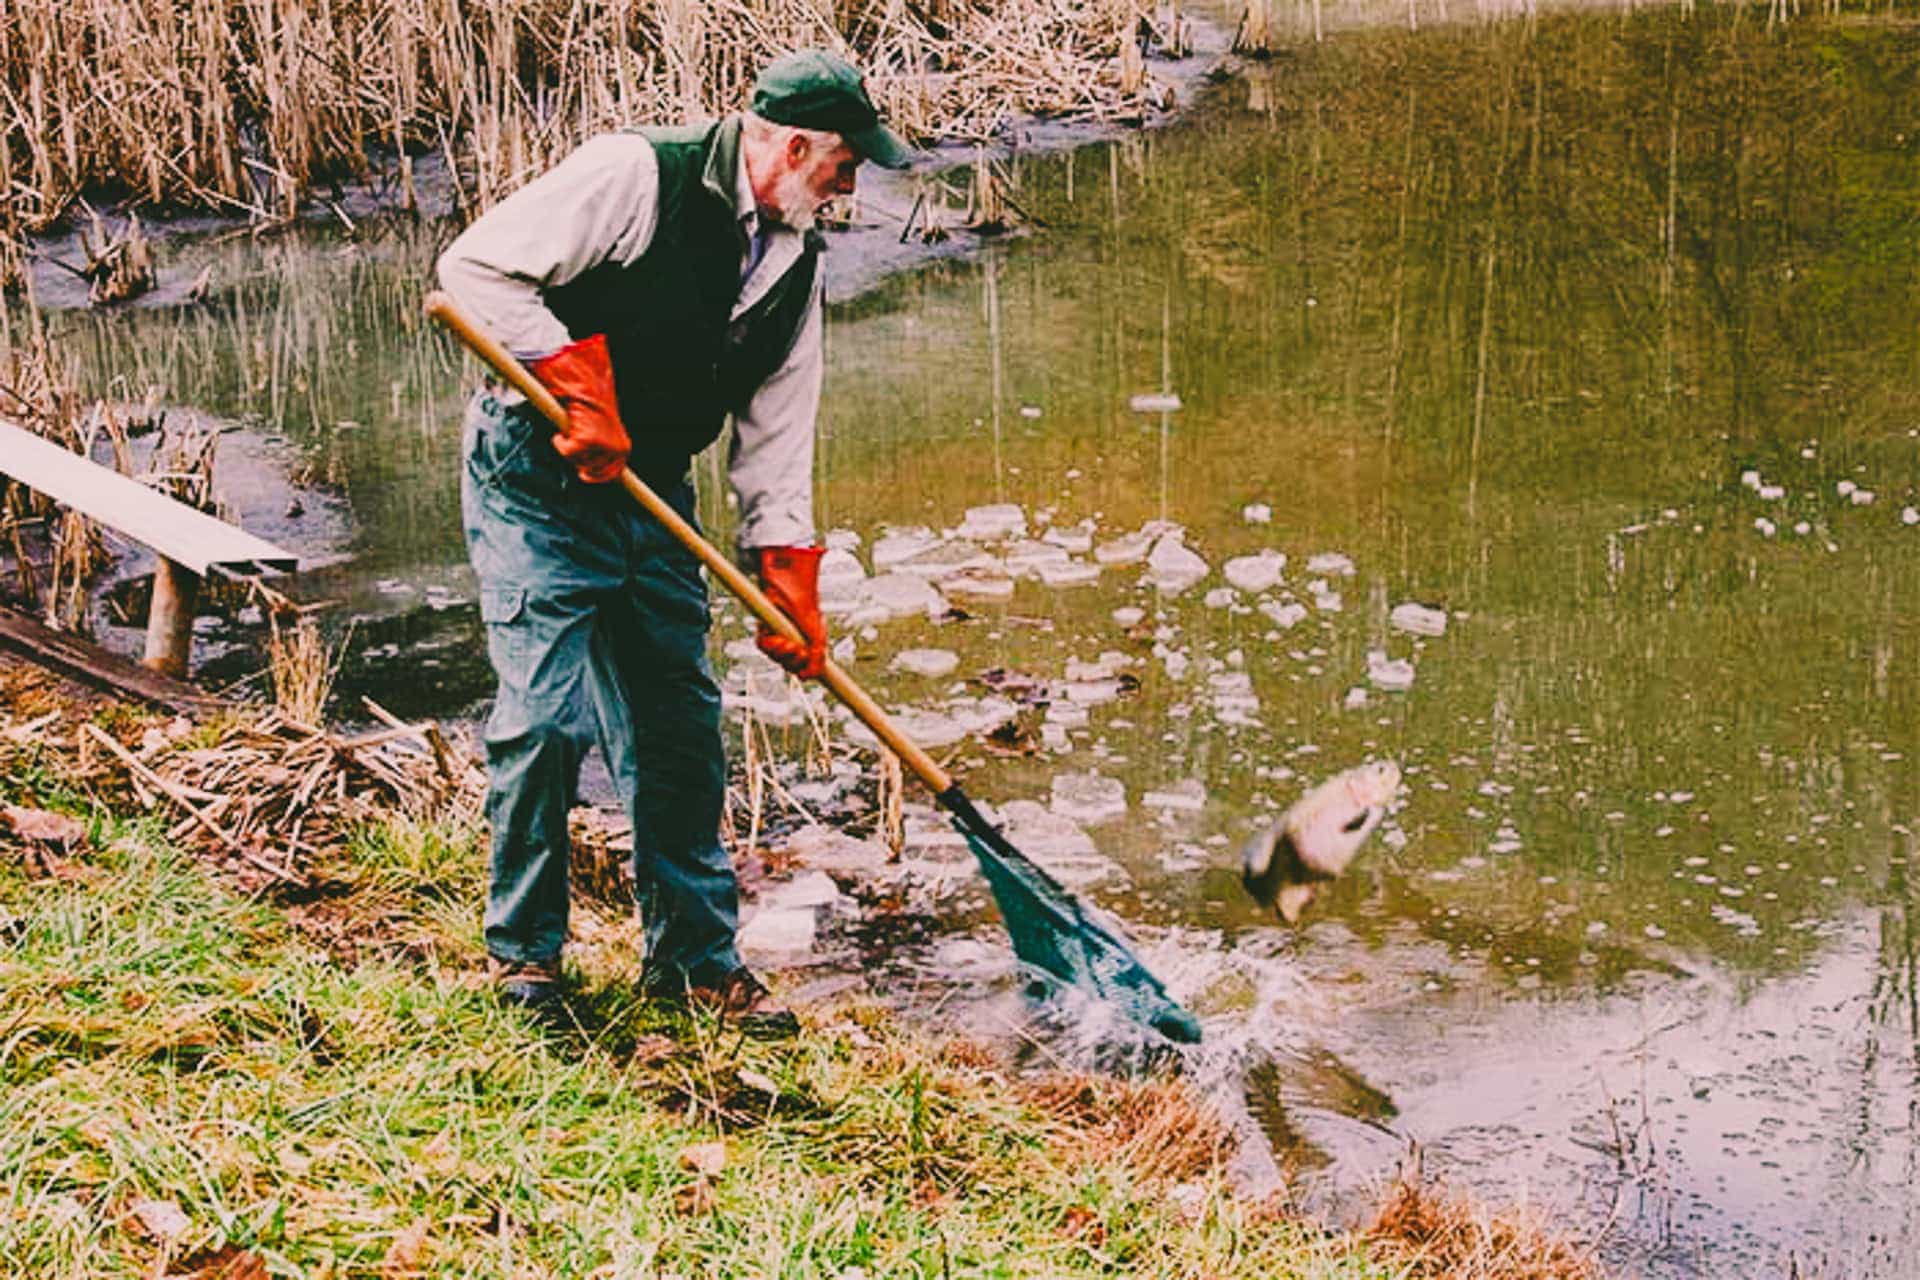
top-left (36, 9), bottom-right (1920, 1277)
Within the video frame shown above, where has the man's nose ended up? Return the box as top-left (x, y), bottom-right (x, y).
top-left (835, 170), bottom-right (857, 195)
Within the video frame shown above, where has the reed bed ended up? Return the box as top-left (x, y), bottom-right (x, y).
top-left (74, 701), bottom-right (484, 892)
top-left (2, 0), bottom-right (1167, 233)
top-left (0, 305), bottom-right (113, 632)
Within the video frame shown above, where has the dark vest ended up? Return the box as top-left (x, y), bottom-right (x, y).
top-left (544, 116), bottom-right (821, 484)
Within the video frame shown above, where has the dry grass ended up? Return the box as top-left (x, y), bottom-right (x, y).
top-left (1, 0), bottom-right (1169, 235)
top-left (1022, 1072), bottom-right (1233, 1183)
top-left (1365, 1164), bottom-right (1602, 1280)
top-left (265, 613), bottom-right (342, 725)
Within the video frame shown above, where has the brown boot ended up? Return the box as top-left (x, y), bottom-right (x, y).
top-left (489, 955), bottom-right (563, 1018)
top-left (646, 967), bottom-right (799, 1039)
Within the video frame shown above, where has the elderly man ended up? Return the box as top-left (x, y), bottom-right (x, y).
top-left (437, 49), bottom-right (911, 1034)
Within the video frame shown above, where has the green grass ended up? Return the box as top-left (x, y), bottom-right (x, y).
top-left (0, 823), bottom-right (1405, 1279)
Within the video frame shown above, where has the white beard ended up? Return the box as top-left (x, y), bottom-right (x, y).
top-left (765, 166), bottom-right (821, 233)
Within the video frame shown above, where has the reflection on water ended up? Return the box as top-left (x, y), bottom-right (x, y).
top-left (33, 8), bottom-right (1920, 1276)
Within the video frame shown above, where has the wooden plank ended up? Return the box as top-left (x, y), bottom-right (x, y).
top-left (0, 417), bottom-right (297, 575)
top-left (0, 602), bottom-right (219, 714)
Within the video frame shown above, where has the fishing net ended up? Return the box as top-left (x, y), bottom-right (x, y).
top-left (939, 788), bottom-right (1202, 1044)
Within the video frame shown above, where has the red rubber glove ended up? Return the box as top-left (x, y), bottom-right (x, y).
top-left (755, 545), bottom-right (828, 679)
top-left (528, 333), bottom-right (630, 484)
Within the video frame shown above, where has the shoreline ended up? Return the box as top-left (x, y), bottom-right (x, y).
top-left (0, 649), bottom-right (1605, 1279)
top-left (19, 19), bottom-right (1233, 315)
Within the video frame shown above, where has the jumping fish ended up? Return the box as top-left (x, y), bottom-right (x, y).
top-left (1242, 761), bottom-right (1402, 922)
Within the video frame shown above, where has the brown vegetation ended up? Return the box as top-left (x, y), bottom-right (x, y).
top-left (1, 0), bottom-right (1173, 236)
top-left (1366, 1163), bottom-right (1602, 1279)
top-left (1023, 1072), bottom-right (1233, 1182)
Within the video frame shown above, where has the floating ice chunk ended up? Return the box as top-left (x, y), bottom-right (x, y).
top-left (1142, 778), bottom-right (1207, 812)
top-left (1129, 392), bottom-right (1182, 413)
top-left (1146, 534), bottom-right (1210, 593)
top-left (1019, 405), bottom-right (1043, 420)
top-left (1161, 649), bottom-right (1191, 679)
top-left (739, 907), bottom-right (816, 959)
top-left (1003, 540), bottom-right (1072, 579)
top-left (895, 541), bottom-right (1000, 582)
top-left (1203, 586), bottom-right (1237, 609)
top-left (1367, 650), bottom-right (1415, 690)
top-left (1038, 558), bottom-right (1101, 588)
top-left (1208, 671), bottom-right (1262, 726)
top-left (1305, 551), bottom-right (1356, 577)
top-left (943, 570), bottom-right (1015, 600)
top-left (1159, 843), bottom-right (1210, 872)
top-left (1837, 480), bottom-right (1858, 497)
top-left (1042, 522), bottom-right (1095, 553)
top-left (1389, 602), bottom-right (1448, 637)
top-left (1049, 772), bottom-right (1129, 824)
top-left (1903, 507), bottom-right (1920, 526)
top-left (1344, 686), bottom-right (1369, 709)
top-left (1308, 581), bottom-right (1343, 612)
top-left (724, 636), bottom-right (773, 666)
top-left (1242, 502), bottom-right (1273, 524)
top-left (786, 824), bottom-right (893, 876)
top-left (1000, 800), bottom-right (1126, 885)
top-left (823, 528), bottom-right (861, 552)
top-left (818, 549), bottom-right (868, 614)
top-left (1224, 550), bottom-right (1286, 594)
top-left (844, 574), bottom-right (948, 625)
top-left (820, 547), bottom-right (867, 588)
top-left (950, 695), bottom-right (1020, 736)
top-left (1740, 469), bottom-right (1761, 489)
top-left (1850, 489), bottom-right (1875, 506)
top-left (1259, 600), bottom-right (1309, 630)
top-left (1793, 521), bottom-right (1812, 536)
top-left (1757, 484), bottom-right (1785, 500)
top-left (842, 707), bottom-right (967, 751)
top-left (1754, 517), bottom-right (1777, 537)
top-left (1041, 722), bottom-right (1072, 752)
top-left (871, 527), bottom-right (943, 569)
top-left (1063, 678), bottom-right (1126, 705)
top-left (956, 503), bottom-right (1027, 541)
top-left (1093, 529), bottom-right (1156, 566)
top-left (1209, 671), bottom-right (1255, 698)
top-left (1067, 652), bottom-right (1132, 681)
top-left (891, 648), bottom-right (959, 678)
top-left (1112, 606), bottom-right (1146, 627)
top-left (1046, 701), bottom-right (1090, 727)
top-left (759, 869), bottom-right (844, 913)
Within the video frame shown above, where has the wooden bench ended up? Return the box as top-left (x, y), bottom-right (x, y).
top-left (0, 415), bottom-right (298, 677)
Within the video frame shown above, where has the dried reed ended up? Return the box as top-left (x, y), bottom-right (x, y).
top-left (878, 744), bottom-right (904, 858)
top-left (1366, 1158), bottom-right (1601, 1280)
top-left (80, 706), bottom-right (484, 889)
top-left (267, 613), bottom-right (345, 725)
top-left (1022, 1073), bottom-right (1232, 1183)
top-left (0, 301), bottom-right (105, 631)
top-left (76, 205), bottom-right (155, 305)
top-left (1, 0), bottom-right (1170, 227)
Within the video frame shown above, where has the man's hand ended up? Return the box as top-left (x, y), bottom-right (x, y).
top-left (528, 333), bottom-right (631, 484)
top-left (754, 545), bottom-right (828, 678)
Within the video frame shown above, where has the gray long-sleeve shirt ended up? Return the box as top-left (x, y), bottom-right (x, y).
top-left (436, 126), bottom-right (821, 549)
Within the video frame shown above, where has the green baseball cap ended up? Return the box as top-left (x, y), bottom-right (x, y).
top-left (750, 48), bottom-right (914, 170)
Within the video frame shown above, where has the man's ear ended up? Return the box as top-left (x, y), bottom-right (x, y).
top-left (784, 131), bottom-right (811, 166)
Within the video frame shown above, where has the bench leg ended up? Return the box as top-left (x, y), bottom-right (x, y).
top-left (143, 557), bottom-right (201, 678)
